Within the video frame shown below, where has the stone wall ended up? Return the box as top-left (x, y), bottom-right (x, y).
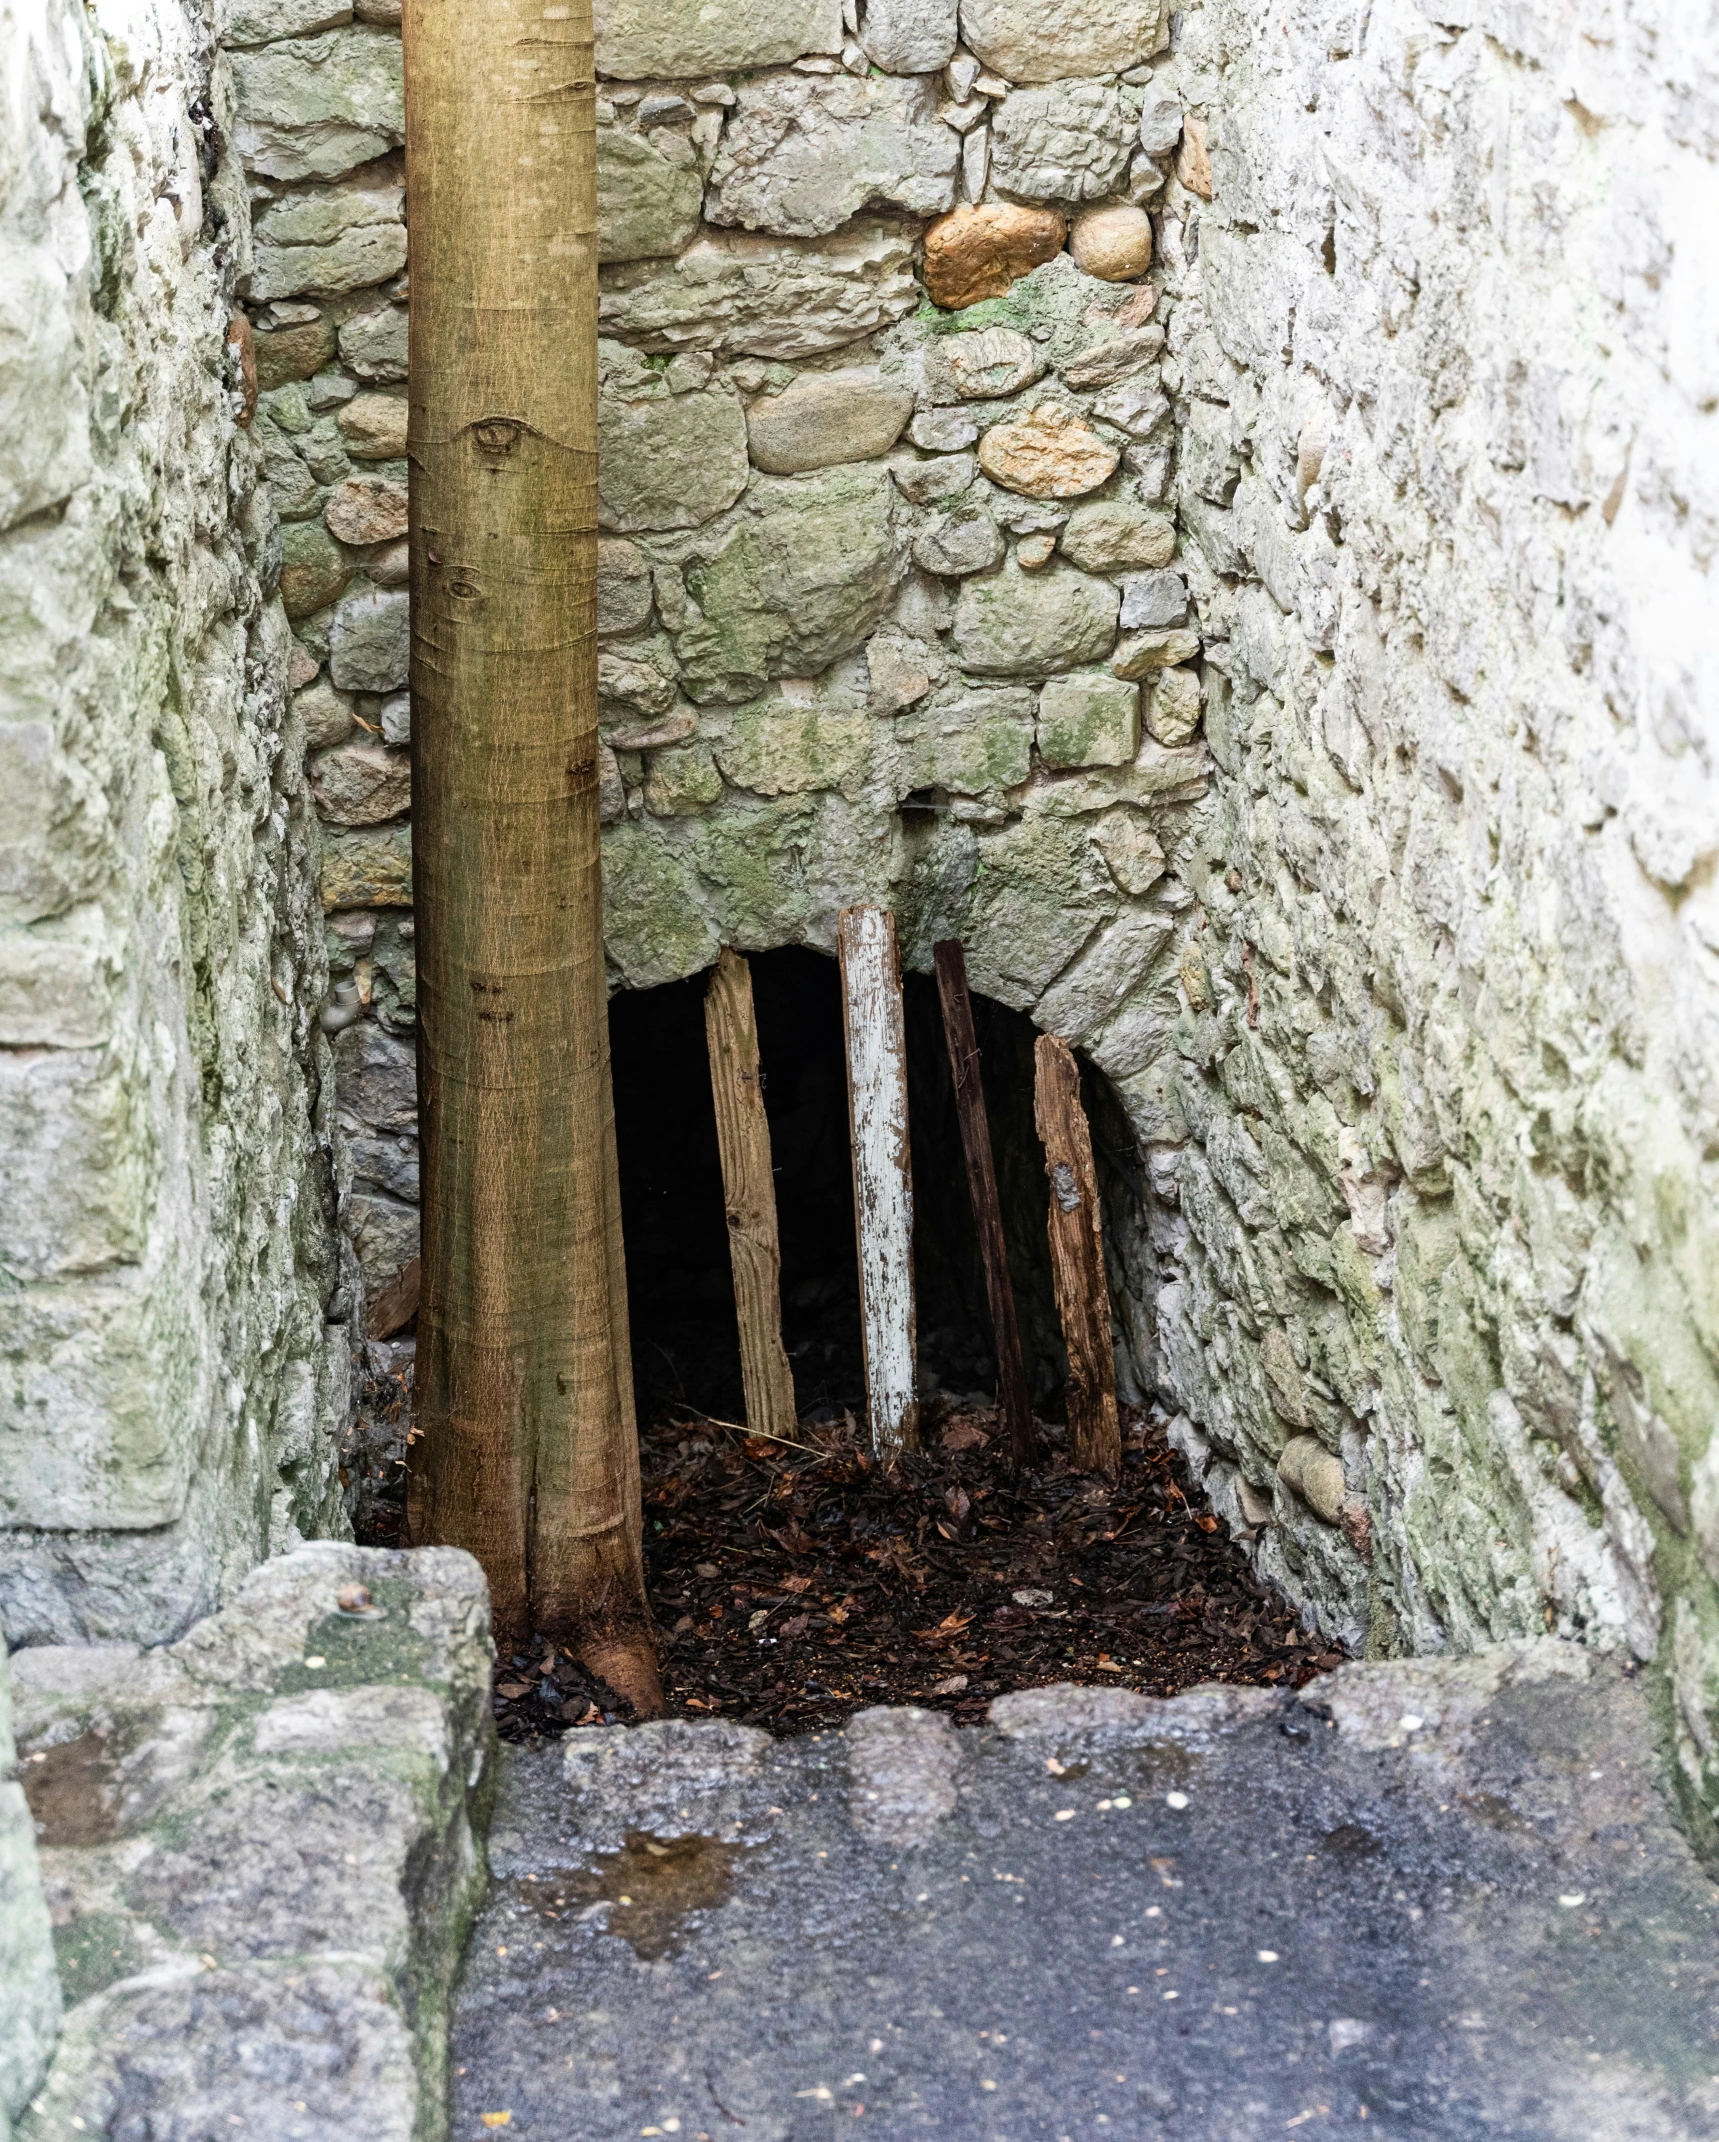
top-left (1156, 0), bottom-right (1719, 1841)
top-left (0, 0), bottom-right (345, 1648)
top-left (226, 0), bottom-right (1719, 1843)
top-left (231, 0), bottom-right (1199, 1369)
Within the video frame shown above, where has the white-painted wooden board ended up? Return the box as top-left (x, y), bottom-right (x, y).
top-left (837, 904), bottom-right (918, 1455)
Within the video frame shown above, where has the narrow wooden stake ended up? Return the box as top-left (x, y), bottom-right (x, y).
top-left (837, 905), bottom-right (919, 1456)
top-left (933, 940), bottom-right (1037, 1470)
top-left (705, 950), bottom-right (798, 1440)
top-left (1033, 1033), bottom-right (1121, 1477)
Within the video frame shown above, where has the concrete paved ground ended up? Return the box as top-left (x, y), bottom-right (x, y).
top-left (451, 1643), bottom-right (1719, 2141)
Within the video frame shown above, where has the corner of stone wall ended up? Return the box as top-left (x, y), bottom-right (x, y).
top-left (213, 0), bottom-right (1719, 1846)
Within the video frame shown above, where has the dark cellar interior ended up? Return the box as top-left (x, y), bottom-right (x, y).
top-left (608, 945), bottom-right (1072, 1434)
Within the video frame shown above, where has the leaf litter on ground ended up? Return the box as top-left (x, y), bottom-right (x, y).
top-left (482, 1396), bottom-right (1345, 1740)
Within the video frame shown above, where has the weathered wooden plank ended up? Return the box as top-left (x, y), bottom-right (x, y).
top-left (705, 948), bottom-right (798, 1441)
top-left (837, 904), bottom-right (919, 1456)
top-left (933, 939), bottom-right (1037, 1470)
top-left (367, 1255), bottom-right (421, 1341)
top-left (1033, 1032), bottom-right (1121, 1476)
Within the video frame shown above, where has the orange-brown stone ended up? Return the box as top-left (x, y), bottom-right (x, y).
top-left (325, 473), bottom-right (409, 547)
top-left (977, 403), bottom-right (1119, 499)
top-left (922, 203), bottom-right (1066, 312)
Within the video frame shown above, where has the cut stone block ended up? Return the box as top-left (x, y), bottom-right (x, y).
top-left (229, 29), bottom-right (404, 183)
top-left (10, 1544), bottom-right (493, 2142)
top-left (321, 826), bottom-right (413, 909)
top-left (858, 0), bottom-right (959, 73)
top-left (280, 520), bottom-right (352, 620)
top-left (248, 180), bottom-right (405, 300)
top-left (332, 1021), bottom-right (418, 1133)
top-left (991, 81), bottom-right (1140, 202)
top-left (911, 496), bottom-right (1005, 577)
top-left (597, 539), bottom-right (656, 636)
top-left (706, 72), bottom-right (957, 238)
top-left (225, 0), bottom-right (350, 44)
top-left (255, 317), bottom-right (338, 390)
top-left (308, 741), bottom-right (411, 826)
top-left (889, 448), bottom-right (978, 505)
top-left (1146, 663), bottom-right (1202, 745)
top-left (602, 824), bottom-right (721, 989)
top-left (716, 698), bottom-right (874, 799)
top-left (958, 0), bottom-right (1163, 81)
top-left (599, 223), bottom-right (921, 361)
top-left (951, 559), bottom-right (1119, 677)
top-left (1111, 626), bottom-right (1198, 676)
top-left (1092, 808), bottom-right (1167, 895)
top-left (1059, 499), bottom-right (1175, 573)
top-left (916, 326), bottom-right (1048, 404)
top-left (644, 745), bottom-right (724, 815)
top-left (330, 587), bottom-right (409, 692)
top-left (598, 384), bottom-right (750, 533)
top-left (338, 305), bottom-right (407, 382)
top-left (337, 392), bottom-right (407, 459)
top-left (674, 465), bottom-right (905, 702)
top-left (1037, 669), bottom-right (1140, 768)
top-left (1118, 568), bottom-right (1187, 629)
top-left (595, 0), bottom-right (843, 78)
top-left (598, 129), bottom-right (705, 263)
top-left (325, 473), bottom-right (407, 547)
top-left (1034, 904), bottom-right (1175, 1040)
top-left (891, 685), bottom-right (1034, 796)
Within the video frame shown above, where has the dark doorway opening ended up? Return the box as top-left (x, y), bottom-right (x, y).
top-left (607, 946), bottom-right (1066, 1432)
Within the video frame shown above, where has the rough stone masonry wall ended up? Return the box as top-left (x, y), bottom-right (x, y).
top-left (227, 0), bottom-right (1719, 1842)
top-left (0, 0), bottom-right (344, 1650)
top-left (1158, 0), bottom-right (1719, 1841)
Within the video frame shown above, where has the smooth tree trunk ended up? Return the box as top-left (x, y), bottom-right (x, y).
top-left (837, 904), bottom-right (919, 1456)
top-left (1033, 1033), bottom-right (1121, 1477)
top-left (933, 940), bottom-right (1037, 1470)
top-left (705, 950), bottom-right (798, 1439)
top-left (402, 0), bottom-right (659, 1709)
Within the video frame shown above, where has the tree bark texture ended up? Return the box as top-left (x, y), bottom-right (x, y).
top-left (838, 905), bottom-right (919, 1456)
top-left (1033, 1033), bottom-right (1121, 1477)
top-left (402, 0), bottom-right (657, 1704)
top-left (705, 949), bottom-right (798, 1440)
top-left (933, 940), bottom-right (1036, 1470)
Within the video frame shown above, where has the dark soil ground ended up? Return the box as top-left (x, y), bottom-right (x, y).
top-left (353, 1349), bottom-right (1338, 1741)
top-left (478, 1395), bottom-right (1340, 1740)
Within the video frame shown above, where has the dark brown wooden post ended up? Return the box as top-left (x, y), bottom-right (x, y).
top-left (933, 941), bottom-right (1037, 1470)
top-left (1033, 1032), bottom-right (1121, 1477)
